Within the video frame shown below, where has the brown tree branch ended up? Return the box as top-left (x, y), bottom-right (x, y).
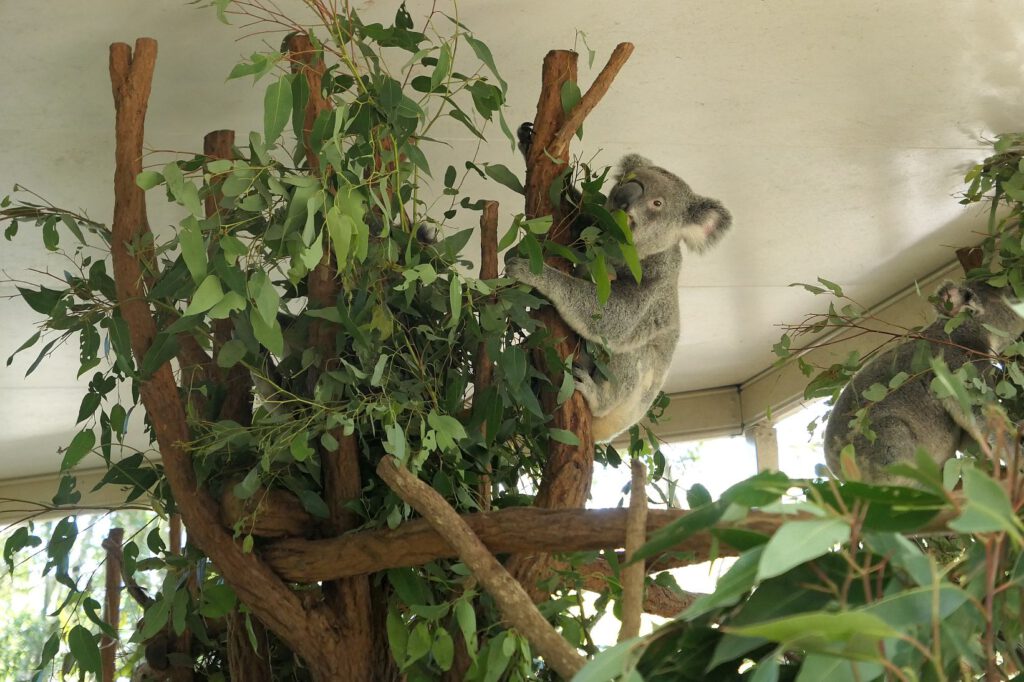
top-left (377, 455), bottom-right (585, 679)
top-left (474, 200), bottom-right (500, 511)
top-left (101, 528), bottom-right (124, 682)
top-left (547, 43), bottom-right (635, 160)
top-left (262, 507), bottom-right (722, 582)
top-left (202, 129), bottom-right (254, 425)
top-left (285, 34), bottom-right (382, 680)
top-left (107, 39), bottom-right (345, 678)
top-left (508, 48), bottom-right (594, 603)
top-left (559, 558), bottom-right (702, 618)
top-left (510, 42), bottom-right (634, 602)
top-left (619, 459), bottom-right (647, 641)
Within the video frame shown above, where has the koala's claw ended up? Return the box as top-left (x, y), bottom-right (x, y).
top-left (572, 366), bottom-right (600, 411)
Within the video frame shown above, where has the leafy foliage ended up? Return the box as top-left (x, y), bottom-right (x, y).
top-left (2, 1), bottom-right (670, 679)
top-left (580, 134), bottom-right (1024, 679)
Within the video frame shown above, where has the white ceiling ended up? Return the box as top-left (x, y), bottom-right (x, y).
top-left (1, 0), bottom-right (1021, 480)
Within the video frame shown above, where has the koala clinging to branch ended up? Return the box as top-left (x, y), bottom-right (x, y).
top-left (506, 152), bottom-right (732, 442)
top-left (824, 280), bottom-right (1024, 485)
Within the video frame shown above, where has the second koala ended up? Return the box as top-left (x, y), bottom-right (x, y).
top-left (824, 280), bottom-right (1024, 485)
top-left (507, 155), bottom-right (731, 442)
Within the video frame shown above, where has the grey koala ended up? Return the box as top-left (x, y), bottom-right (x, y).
top-left (506, 155), bottom-right (731, 442)
top-left (823, 280), bottom-right (1024, 485)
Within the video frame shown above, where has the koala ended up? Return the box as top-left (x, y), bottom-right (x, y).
top-left (506, 154), bottom-right (731, 442)
top-left (823, 280), bottom-right (1024, 485)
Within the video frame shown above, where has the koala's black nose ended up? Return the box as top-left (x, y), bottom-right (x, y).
top-left (609, 181), bottom-right (643, 210)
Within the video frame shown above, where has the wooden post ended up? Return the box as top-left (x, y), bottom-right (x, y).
top-left (475, 200), bottom-right (500, 511)
top-left (101, 528), bottom-right (124, 682)
top-left (618, 459), bottom-right (648, 641)
top-left (508, 44), bottom-right (634, 602)
top-left (108, 38), bottom-right (348, 681)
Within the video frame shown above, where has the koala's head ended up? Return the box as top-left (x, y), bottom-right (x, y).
top-left (934, 280), bottom-right (1024, 351)
top-left (606, 154), bottom-right (731, 259)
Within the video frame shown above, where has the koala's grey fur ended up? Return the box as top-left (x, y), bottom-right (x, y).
top-left (823, 281), bottom-right (1024, 485)
top-left (507, 155), bottom-right (731, 442)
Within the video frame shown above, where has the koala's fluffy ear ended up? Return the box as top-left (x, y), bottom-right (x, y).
top-left (682, 197), bottom-right (732, 252)
top-left (616, 154), bottom-right (653, 178)
top-left (934, 281), bottom-right (971, 316)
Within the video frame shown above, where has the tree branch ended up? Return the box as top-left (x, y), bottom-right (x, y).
top-left (107, 38), bottom-right (341, 670)
top-left (261, 507), bottom-right (724, 582)
top-left (377, 455), bottom-right (585, 679)
top-left (101, 528), bottom-right (124, 682)
top-left (619, 459), bottom-right (647, 641)
top-left (547, 43), bottom-right (635, 160)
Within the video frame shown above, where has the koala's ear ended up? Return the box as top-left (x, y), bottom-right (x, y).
top-left (616, 154), bottom-right (653, 179)
top-left (681, 197), bottom-right (732, 252)
top-left (934, 281), bottom-right (972, 316)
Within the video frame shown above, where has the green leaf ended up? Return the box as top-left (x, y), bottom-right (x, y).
top-left (264, 74), bottom-right (294, 145)
top-left (556, 369), bottom-right (575, 405)
top-left (560, 80), bottom-right (583, 138)
top-left (448, 275), bottom-right (462, 328)
top-left (548, 428), bottom-right (580, 445)
top-left (61, 429), bottom-right (96, 471)
top-left (325, 205), bottom-right (354, 268)
top-left (465, 34), bottom-right (508, 95)
top-left (208, 291), bottom-right (247, 319)
top-left (136, 170), bottom-right (164, 190)
top-left (860, 583), bottom-right (968, 629)
top-left (67, 625), bottom-right (101, 674)
top-left (140, 597), bottom-right (170, 640)
top-left (683, 547), bottom-right (764, 620)
top-left (251, 311), bottom-right (284, 356)
top-left (370, 354), bottom-right (389, 387)
top-left (179, 216), bottom-right (207, 283)
top-left (290, 430), bottom-right (313, 462)
top-left (184, 275), bottom-right (225, 316)
top-left (454, 599), bottom-right (477, 657)
top-left (726, 611), bottom-right (898, 647)
top-left (861, 383), bottom-right (888, 402)
top-left (407, 622), bottom-right (432, 665)
top-left (949, 466), bottom-right (1024, 542)
top-left (794, 656), bottom-right (883, 682)
top-left (756, 518), bottom-right (850, 581)
top-left (592, 252), bottom-right (611, 304)
top-left (248, 271), bottom-right (280, 326)
top-left (572, 636), bottom-right (645, 682)
top-left (483, 163), bottom-right (524, 195)
top-left (634, 501), bottom-right (725, 562)
top-left (199, 584), bottom-right (237, 619)
top-left (139, 332), bottom-right (180, 379)
top-left (297, 490), bottom-right (329, 518)
top-left (217, 339), bottom-right (248, 369)
top-left (428, 411), bottom-right (467, 442)
top-left (17, 286), bottom-right (64, 315)
top-left (433, 627), bottom-right (455, 671)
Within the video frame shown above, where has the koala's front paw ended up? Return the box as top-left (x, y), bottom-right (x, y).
top-left (572, 365), bottom-right (602, 412)
top-left (505, 257), bottom-right (535, 286)
top-left (517, 122), bottom-right (534, 158)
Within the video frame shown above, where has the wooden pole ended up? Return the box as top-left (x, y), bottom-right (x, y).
top-left (101, 527), bottom-right (125, 682)
top-left (618, 459), bottom-right (648, 641)
top-left (508, 44), bottom-right (634, 601)
top-left (108, 38), bottom-right (346, 680)
top-left (474, 200), bottom-right (500, 510)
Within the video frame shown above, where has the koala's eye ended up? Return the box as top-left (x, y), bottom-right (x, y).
top-left (652, 199), bottom-right (663, 208)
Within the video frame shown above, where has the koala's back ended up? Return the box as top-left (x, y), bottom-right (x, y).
top-left (823, 324), bottom-right (972, 482)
